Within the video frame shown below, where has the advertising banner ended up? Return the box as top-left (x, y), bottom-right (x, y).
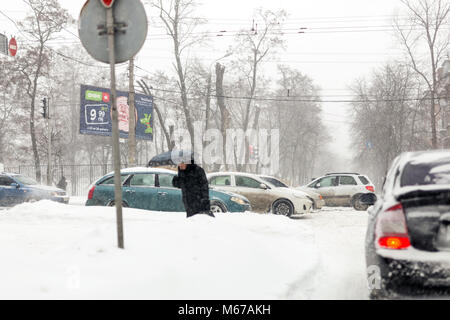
top-left (79, 84), bottom-right (153, 141)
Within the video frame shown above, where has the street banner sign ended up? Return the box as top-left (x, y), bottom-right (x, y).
top-left (8, 37), bottom-right (17, 57)
top-left (79, 84), bottom-right (153, 141)
top-left (0, 33), bottom-right (8, 56)
top-left (78, 0), bottom-right (148, 64)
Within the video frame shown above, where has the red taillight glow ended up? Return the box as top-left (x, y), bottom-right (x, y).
top-left (375, 203), bottom-right (411, 250)
top-left (88, 185), bottom-right (96, 200)
top-left (378, 236), bottom-right (411, 250)
top-left (366, 186), bottom-right (375, 192)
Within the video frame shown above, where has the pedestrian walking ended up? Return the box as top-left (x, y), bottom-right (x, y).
top-left (172, 152), bottom-right (215, 218)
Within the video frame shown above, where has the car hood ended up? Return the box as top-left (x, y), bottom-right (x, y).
top-left (210, 188), bottom-right (248, 200)
top-left (271, 187), bottom-right (309, 199)
top-left (26, 185), bottom-right (65, 193)
top-left (295, 187), bottom-right (321, 199)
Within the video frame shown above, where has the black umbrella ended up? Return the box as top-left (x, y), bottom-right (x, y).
top-left (147, 149), bottom-right (194, 167)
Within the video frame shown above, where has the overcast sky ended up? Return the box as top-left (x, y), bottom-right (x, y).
top-left (0, 0), bottom-right (408, 167)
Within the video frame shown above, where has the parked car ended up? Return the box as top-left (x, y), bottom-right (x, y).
top-left (0, 172), bottom-right (69, 206)
top-left (305, 173), bottom-right (377, 211)
top-left (86, 167), bottom-right (251, 213)
top-left (207, 172), bottom-right (312, 217)
top-left (258, 174), bottom-right (325, 210)
top-left (366, 150), bottom-right (450, 299)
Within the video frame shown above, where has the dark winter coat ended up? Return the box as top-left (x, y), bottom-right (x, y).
top-left (172, 164), bottom-right (211, 217)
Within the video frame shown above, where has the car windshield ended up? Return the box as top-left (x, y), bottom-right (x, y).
top-left (401, 157), bottom-right (450, 187)
top-left (13, 175), bottom-right (39, 185)
top-left (261, 177), bottom-right (288, 188)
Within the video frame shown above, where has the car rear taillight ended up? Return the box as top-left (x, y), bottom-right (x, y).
top-left (88, 185), bottom-right (96, 200)
top-left (366, 186), bottom-right (375, 192)
top-left (375, 203), bottom-right (411, 250)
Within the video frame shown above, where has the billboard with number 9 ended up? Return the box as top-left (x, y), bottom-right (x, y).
top-left (79, 84), bottom-right (153, 140)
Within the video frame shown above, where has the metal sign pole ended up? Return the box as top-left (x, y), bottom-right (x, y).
top-left (47, 98), bottom-right (52, 186)
top-left (107, 6), bottom-right (124, 249)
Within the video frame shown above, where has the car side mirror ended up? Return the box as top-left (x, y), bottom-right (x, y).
top-left (315, 183), bottom-right (321, 189)
top-left (260, 183), bottom-right (268, 190)
top-left (11, 183), bottom-right (19, 188)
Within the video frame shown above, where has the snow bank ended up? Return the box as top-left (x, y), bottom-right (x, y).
top-left (0, 200), bottom-right (319, 299)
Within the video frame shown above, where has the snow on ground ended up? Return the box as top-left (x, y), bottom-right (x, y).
top-left (68, 196), bottom-right (87, 206)
top-left (0, 200), bottom-right (333, 300)
top-left (294, 207), bottom-right (369, 299)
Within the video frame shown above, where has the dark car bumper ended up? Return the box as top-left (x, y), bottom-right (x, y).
top-left (370, 248), bottom-right (450, 297)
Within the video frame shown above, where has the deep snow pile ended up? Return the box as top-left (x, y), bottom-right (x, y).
top-left (0, 201), bottom-right (320, 299)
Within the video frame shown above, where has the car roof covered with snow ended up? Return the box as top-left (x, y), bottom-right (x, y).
top-left (387, 150), bottom-right (450, 198)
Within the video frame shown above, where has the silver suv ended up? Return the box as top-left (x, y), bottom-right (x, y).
top-left (305, 173), bottom-right (376, 211)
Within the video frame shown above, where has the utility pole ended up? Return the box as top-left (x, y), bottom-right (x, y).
top-left (128, 57), bottom-right (136, 166)
top-left (41, 97), bottom-right (52, 185)
top-left (47, 98), bottom-right (52, 186)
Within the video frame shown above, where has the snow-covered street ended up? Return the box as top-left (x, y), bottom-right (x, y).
top-left (0, 201), bottom-right (369, 299)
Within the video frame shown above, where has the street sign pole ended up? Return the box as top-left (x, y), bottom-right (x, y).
top-left (106, 6), bottom-right (124, 249)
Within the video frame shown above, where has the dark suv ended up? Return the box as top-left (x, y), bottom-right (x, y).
top-left (0, 173), bottom-right (69, 207)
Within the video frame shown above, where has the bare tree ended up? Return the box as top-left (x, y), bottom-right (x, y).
top-left (395, 0), bottom-right (450, 149)
top-left (230, 8), bottom-right (287, 171)
top-left (15, 0), bottom-right (70, 181)
top-left (152, 0), bottom-right (207, 149)
top-left (350, 63), bottom-right (429, 187)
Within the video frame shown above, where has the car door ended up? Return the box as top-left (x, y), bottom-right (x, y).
top-left (335, 175), bottom-right (359, 206)
top-left (311, 176), bottom-right (338, 206)
top-left (0, 176), bottom-right (21, 206)
top-left (156, 173), bottom-right (185, 212)
top-left (123, 173), bottom-right (159, 211)
top-left (234, 175), bottom-right (272, 212)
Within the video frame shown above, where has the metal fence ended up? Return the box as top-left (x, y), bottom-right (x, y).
top-left (4, 164), bottom-right (146, 197)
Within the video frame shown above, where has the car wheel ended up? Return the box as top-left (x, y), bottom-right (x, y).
top-left (352, 195), bottom-right (369, 211)
top-left (108, 201), bottom-right (129, 208)
top-left (210, 201), bottom-right (227, 213)
top-left (272, 200), bottom-right (294, 217)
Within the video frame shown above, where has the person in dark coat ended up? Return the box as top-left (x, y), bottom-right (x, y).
top-left (57, 176), bottom-right (67, 191)
top-left (172, 156), bottom-right (214, 218)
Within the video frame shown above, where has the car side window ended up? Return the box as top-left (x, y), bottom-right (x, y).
top-left (236, 176), bottom-right (261, 188)
top-left (210, 175), bottom-right (232, 186)
top-left (158, 174), bottom-right (175, 188)
top-left (339, 176), bottom-right (357, 185)
top-left (100, 175), bottom-right (129, 186)
top-left (0, 176), bottom-right (15, 186)
top-left (129, 174), bottom-right (156, 187)
top-left (317, 176), bottom-right (338, 187)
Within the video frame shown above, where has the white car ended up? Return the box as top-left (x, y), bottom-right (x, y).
top-left (207, 172), bottom-right (312, 217)
top-left (305, 172), bottom-right (377, 211)
top-left (258, 175), bottom-right (325, 210)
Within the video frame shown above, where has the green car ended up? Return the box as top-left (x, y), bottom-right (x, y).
top-left (85, 167), bottom-right (251, 213)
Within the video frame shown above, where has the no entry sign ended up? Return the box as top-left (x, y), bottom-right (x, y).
top-left (8, 37), bottom-right (17, 57)
top-left (99, 0), bottom-right (115, 8)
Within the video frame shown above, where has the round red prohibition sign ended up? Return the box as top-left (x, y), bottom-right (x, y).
top-left (9, 37), bottom-right (17, 57)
